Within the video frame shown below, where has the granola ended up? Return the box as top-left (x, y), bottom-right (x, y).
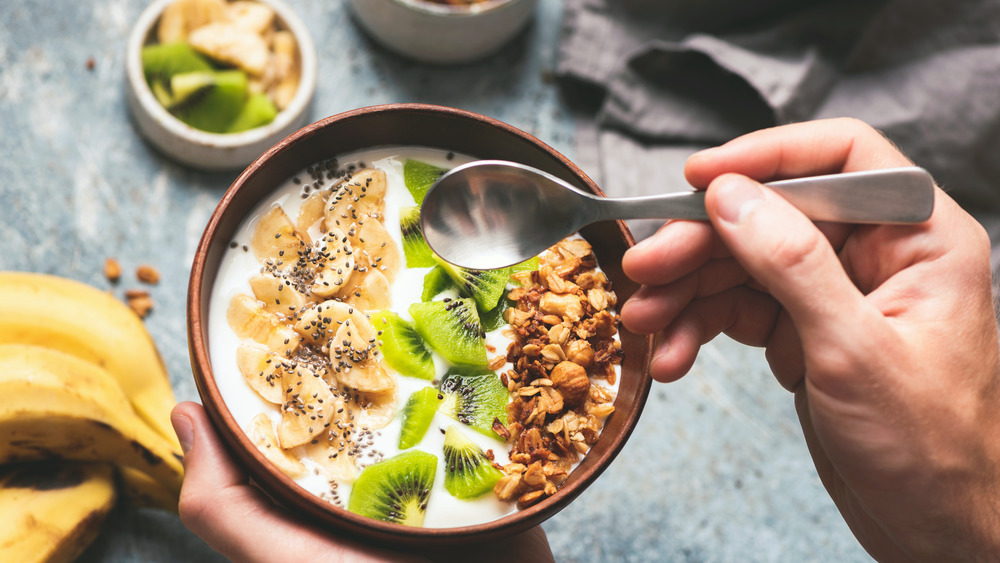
top-left (493, 238), bottom-right (623, 507)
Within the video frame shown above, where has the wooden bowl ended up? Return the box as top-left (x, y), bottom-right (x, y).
top-left (187, 103), bottom-right (653, 547)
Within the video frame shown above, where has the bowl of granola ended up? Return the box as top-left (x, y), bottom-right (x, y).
top-left (347, 0), bottom-right (538, 64)
top-left (187, 103), bottom-right (653, 546)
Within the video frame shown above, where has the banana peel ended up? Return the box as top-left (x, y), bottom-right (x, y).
top-left (0, 272), bottom-right (180, 449)
top-left (0, 462), bottom-right (116, 563)
top-left (0, 344), bottom-right (183, 495)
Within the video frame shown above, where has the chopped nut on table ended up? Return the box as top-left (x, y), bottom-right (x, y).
top-left (136, 264), bottom-right (161, 285)
top-left (125, 289), bottom-right (155, 319)
top-left (103, 258), bottom-right (122, 283)
top-left (494, 238), bottom-right (623, 507)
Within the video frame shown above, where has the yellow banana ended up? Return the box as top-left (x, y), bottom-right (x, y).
top-left (118, 467), bottom-right (180, 513)
top-left (0, 344), bottom-right (183, 495)
top-left (0, 461), bottom-right (116, 563)
top-left (0, 272), bottom-right (179, 447)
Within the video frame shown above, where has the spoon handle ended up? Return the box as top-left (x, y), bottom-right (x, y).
top-left (593, 167), bottom-right (935, 224)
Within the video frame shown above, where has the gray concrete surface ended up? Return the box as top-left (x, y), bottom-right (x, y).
top-left (0, 1), bottom-right (870, 560)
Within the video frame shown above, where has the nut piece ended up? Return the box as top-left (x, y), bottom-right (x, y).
top-left (565, 340), bottom-right (594, 368)
top-left (539, 293), bottom-right (583, 322)
top-left (136, 264), bottom-right (160, 284)
top-left (125, 289), bottom-right (154, 319)
top-left (549, 361), bottom-right (589, 405)
top-left (104, 258), bottom-right (121, 282)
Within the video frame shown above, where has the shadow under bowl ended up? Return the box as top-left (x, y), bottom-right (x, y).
top-left (187, 103), bottom-right (653, 547)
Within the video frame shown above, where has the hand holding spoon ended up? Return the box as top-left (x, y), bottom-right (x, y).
top-left (419, 160), bottom-right (935, 270)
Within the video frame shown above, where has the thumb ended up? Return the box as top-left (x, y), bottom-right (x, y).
top-left (705, 173), bottom-right (871, 345)
top-left (170, 402), bottom-right (415, 562)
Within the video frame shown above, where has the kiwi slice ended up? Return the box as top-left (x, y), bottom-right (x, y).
top-left (421, 266), bottom-right (453, 302)
top-left (398, 387), bottom-right (444, 449)
top-left (141, 42), bottom-right (213, 88)
top-left (347, 450), bottom-right (437, 527)
top-left (409, 298), bottom-right (487, 367)
top-left (372, 310), bottom-right (435, 380)
top-left (433, 255), bottom-right (511, 312)
top-left (400, 206), bottom-right (435, 268)
top-left (480, 295), bottom-right (513, 333)
top-left (403, 159), bottom-right (447, 204)
top-left (169, 70), bottom-right (248, 133)
top-left (437, 366), bottom-right (509, 437)
top-left (443, 424), bottom-right (504, 499)
top-left (227, 92), bottom-right (277, 133)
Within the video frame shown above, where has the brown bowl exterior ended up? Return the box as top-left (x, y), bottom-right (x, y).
top-left (187, 103), bottom-right (653, 547)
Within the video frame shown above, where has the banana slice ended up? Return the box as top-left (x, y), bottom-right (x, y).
top-left (303, 431), bottom-right (359, 484)
top-left (342, 269), bottom-right (391, 311)
top-left (157, 0), bottom-right (227, 44)
top-left (331, 316), bottom-right (395, 393)
top-left (349, 220), bottom-right (401, 284)
top-left (292, 299), bottom-right (365, 348)
top-left (296, 189), bottom-right (327, 234)
top-left (277, 362), bottom-right (335, 448)
top-left (235, 344), bottom-right (285, 404)
top-left (228, 294), bottom-right (300, 356)
top-left (226, 1), bottom-right (275, 34)
top-left (323, 169), bottom-right (387, 232)
top-left (249, 272), bottom-right (307, 317)
top-left (251, 205), bottom-right (308, 265)
top-left (270, 30), bottom-right (300, 111)
top-left (189, 21), bottom-right (270, 76)
top-left (353, 387), bottom-right (397, 430)
top-left (310, 228), bottom-right (355, 298)
top-left (249, 413), bottom-right (306, 478)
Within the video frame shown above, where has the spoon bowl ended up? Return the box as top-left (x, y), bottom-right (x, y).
top-left (421, 160), bottom-right (936, 270)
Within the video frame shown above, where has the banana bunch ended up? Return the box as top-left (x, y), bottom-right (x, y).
top-left (0, 272), bottom-right (183, 563)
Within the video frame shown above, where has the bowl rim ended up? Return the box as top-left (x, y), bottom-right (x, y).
top-left (388, 0), bottom-right (526, 17)
top-left (125, 0), bottom-right (318, 148)
top-left (187, 103), bottom-right (653, 545)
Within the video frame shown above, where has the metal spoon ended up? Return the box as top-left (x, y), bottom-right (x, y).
top-left (420, 160), bottom-right (935, 270)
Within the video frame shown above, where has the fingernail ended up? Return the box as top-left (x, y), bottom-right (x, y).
top-left (171, 413), bottom-right (193, 455)
top-left (689, 146), bottom-right (718, 160)
top-left (715, 175), bottom-right (763, 224)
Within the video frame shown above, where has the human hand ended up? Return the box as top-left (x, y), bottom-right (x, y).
top-left (170, 401), bottom-right (553, 562)
top-left (620, 118), bottom-right (1000, 561)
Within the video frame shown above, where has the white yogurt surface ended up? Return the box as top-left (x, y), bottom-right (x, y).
top-left (208, 146), bottom-right (620, 528)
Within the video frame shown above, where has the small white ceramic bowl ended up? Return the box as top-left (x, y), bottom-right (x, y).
top-left (348, 0), bottom-right (538, 64)
top-left (126, 0), bottom-right (317, 171)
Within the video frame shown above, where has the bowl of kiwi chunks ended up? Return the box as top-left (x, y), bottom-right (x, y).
top-left (187, 103), bottom-right (654, 547)
top-left (126, 0), bottom-right (317, 171)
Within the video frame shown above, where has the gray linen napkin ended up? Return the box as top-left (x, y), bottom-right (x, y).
top-left (558, 0), bottom-right (1000, 265)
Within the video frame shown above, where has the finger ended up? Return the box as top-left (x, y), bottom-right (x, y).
top-left (171, 402), bottom-right (408, 563)
top-left (763, 311), bottom-right (805, 392)
top-left (704, 174), bottom-right (880, 352)
top-left (621, 281), bottom-right (698, 336)
top-left (623, 220), bottom-right (727, 287)
top-left (684, 117), bottom-right (913, 188)
top-left (621, 258), bottom-right (751, 335)
top-left (648, 287), bottom-right (782, 382)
